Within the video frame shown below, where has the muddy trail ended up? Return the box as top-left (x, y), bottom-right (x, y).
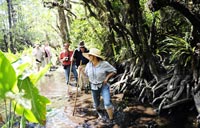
top-left (37, 66), bottom-right (198, 128)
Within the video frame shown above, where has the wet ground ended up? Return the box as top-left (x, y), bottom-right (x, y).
top-left (37, 67), bottom-right (167, 128)
top-left (0, 66), bottom-right (198, 128)
top-left (38, 66), bottom-right (198, 128)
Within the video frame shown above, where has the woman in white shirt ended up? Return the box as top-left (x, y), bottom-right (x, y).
top-left (83, 48), bottom-right (116, 125)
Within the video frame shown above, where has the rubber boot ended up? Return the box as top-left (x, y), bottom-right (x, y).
top-left (105, 108), bottom-right (115, 125)
top-left (106, 108), bottom-right (113, 120)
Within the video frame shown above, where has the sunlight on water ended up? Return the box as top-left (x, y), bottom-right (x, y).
top-left (46, 107), bottom-right (77, 128)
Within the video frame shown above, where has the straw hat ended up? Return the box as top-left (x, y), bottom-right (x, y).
top-left (83, 48), bottom-right (105, 60)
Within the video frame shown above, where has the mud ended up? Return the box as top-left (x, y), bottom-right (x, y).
top-left (0, 66), bottom-right (198, 128)
top-left (37, 67), bottom-right (157, 128)
top-left (37, 66), bottom-right (198, 128)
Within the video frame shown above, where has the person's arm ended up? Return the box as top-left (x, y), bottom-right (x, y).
top-left (73, 49), bottom-right (78, 59)
top-left (102, 61), bottom-right (117, 85)
top-left (59, 53), bottom-right (65, 63)
top-left (103, 72), bottom-right (116, 85)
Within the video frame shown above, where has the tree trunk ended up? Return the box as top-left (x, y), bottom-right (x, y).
top-left (3, 34), bottom-right (8, 52)
top-left (6, 0), bottom-right (14, 53)
top-left (65, 0), bottom-right (71, 41)
top-left (58, 7), bottom-right (68, 44)
top-left (58, 5), bottom-right (70, 44)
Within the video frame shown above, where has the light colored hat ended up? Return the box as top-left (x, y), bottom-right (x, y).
top-left (83, 48), bottom-right (105, 60)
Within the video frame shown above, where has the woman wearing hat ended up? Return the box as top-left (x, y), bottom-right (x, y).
top-left (83, 48), bottom-right (117, 124)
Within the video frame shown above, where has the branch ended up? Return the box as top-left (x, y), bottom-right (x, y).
top-left (169, 2), bottom-right (200, 32)
top-left (43, 1), bottom-right (77, 18)
top-left (148, 0), bottom-right (200, 32)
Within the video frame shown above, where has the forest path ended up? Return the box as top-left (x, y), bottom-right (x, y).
top-left (38, 66), bottom-right (180, 128)
top-left (38, 66), bottom-right (123, 128)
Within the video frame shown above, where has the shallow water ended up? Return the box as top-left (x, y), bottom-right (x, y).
top-left (0, 66), bottom-right (197, 127)
top-left (38, 66), bottom-right (198, 128)
top-left (38, 67), bottom-right (155, 128)
top-left (39, 67), bottom-right (97, 128)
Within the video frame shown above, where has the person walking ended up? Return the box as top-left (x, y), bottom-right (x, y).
top-left (43, 42), bottom-right (52, 76)
top-left (44, 42), bottom-right (52, 65)
top-left (74, 41), bottom-right (89, 92)
top-left (74, 41), bottom-right (89, 67)
top-left (32, 44), bottom-right (44, 72)
top-left (59, 43), bottom-right (78, 86)
top-left (83, 48), bottom-right (117, 125)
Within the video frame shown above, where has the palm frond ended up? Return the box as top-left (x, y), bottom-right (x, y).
top-left (158, 35), bottom-right (193, 67)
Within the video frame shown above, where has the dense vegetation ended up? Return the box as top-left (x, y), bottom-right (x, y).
top-left (1, 0), bottom-right (200, 127)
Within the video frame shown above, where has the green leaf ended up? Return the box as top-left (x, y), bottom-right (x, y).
top-left (6, 91), bottom-right (32, 110)
top-left (12, 58), bottom-right (31, 77)
top-left (16, 77), bottom-right (50, 125)
top-left (30, 64), bottom-right (51, 85)
top-left (4, 51), bottom-right (19, 63)
top-left (0, 50), bottom-right (17, 99)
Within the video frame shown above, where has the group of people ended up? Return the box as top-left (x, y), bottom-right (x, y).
top-left (32, 43), bottom-right (52, 72)
top-left (59, 41), bottom-right (89, 88)
top-left (33, 40), bottom-right (117, 124)
top-left (59, 41), bottom-right (117, 124)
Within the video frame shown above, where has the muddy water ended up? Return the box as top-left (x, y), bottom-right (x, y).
top-left (38, 67), bottom-right (91, 128)
top-left (38, 67), bottom-right (197, 128)
top-left (0, 67), bottom-right (196, 127)
top-left (39, 67), bottom-right (133, 128)
top-left (38, 67), bottom-right (68, 97)
top-left (38, 67), bottom-right (161, 128)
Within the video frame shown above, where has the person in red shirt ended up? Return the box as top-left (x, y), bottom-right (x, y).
top-left (59, 43), bottom-right (78, 85)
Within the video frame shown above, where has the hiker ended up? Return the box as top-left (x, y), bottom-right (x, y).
top-left (44, 42), bottom-right (52, 65)
top-left (74, 41), bottom-right (89, 92)
top-left (59, 43), bottom-right (78, 85)
top-left (32, 44), bottom-right (44, 72)
top-left (83, 48), bottom-right (117, 124)
top-left (43, 42), bottom-right (52, 76)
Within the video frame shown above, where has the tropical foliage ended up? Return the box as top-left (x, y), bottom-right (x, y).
top-left (0, 49), bottom-right (50, 127)
top-left (1, 0), bottom-right (200, 126)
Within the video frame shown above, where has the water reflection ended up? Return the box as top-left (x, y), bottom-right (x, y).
top-left (39, 67), bottom-right (81, 128)
top-left (46, 107), bottom-right (77, 128)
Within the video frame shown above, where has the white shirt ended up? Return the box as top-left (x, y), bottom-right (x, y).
top-left (85, 61), bottom-right (116, 90)
top-left (33, 47), bottom-right (44, 61)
